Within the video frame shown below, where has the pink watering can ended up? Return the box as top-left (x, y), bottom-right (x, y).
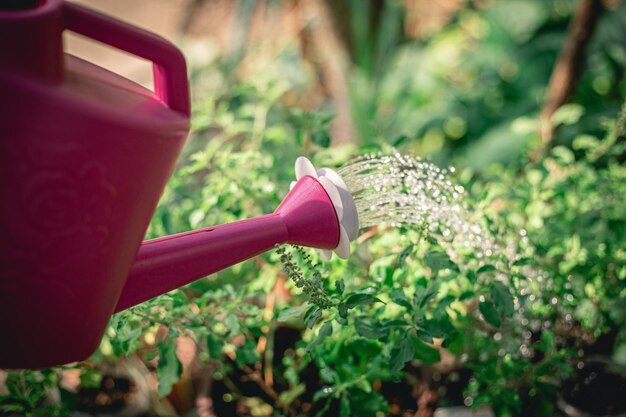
top-left (0, 0), bottom-right (359, 369)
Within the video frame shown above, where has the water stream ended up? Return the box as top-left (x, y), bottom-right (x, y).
top-left (338, 151), bottom-right (503, 261)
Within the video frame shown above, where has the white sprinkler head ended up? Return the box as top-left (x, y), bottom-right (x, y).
top-left (291, 156), bottom-right (359, 260)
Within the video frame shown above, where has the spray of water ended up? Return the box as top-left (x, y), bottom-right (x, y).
top-left (338, 151), bottom-right (501, 260)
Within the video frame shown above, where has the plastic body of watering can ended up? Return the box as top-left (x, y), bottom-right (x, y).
top-left (0, 1), bottom-right (343, 369)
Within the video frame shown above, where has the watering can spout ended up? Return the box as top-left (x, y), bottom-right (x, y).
top-left (114, 159), bottom-right (359, 311)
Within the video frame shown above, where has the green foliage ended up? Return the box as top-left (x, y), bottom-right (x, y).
top-left (0, 370), bottom-right (69, 417)
top-left (157, 335), bottom-right (182, 397)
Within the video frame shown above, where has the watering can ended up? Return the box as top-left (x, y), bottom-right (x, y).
top-left (0, 0), bottom-right (358, 369)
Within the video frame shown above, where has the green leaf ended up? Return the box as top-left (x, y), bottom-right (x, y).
top-left (411, 336), bottom-right (441, 364)
top-left (157, 341), bottom-right (182, 397)
top-left (551, 103), bottom-right (584, 126)
top-left (240, 304), bottom-right (259, 315)
top-left (398, 244), bottom-right (414, 267)
top-left (312, 129), bottom-right (331, 148)
top-left (79, 368), bottom-right (102, 389)
top-left (413, 286), bottom-right (437, 310)
top-left (441, 332), bottom-right (464, 354)
top-left (348, 388), bottom-right (389, 415)
top-left (416, 329), bottom-right (434, 344)
top-left (340, 395), bottom-right (351, 417)
top-left (336, 279), bottom-right (345, 296)
top-left (424, 251), bottom-right (458, 272)
top-left (277, 304), bottom-right (308, 322)
top-left (392, 134), bottom-right (410, 147)
top-left (279, 384), bottom-right (305, 408)
top-left (390, 288), bottom-right (412, 310)
top-left (338, 303), bottom-right (348, 319)
top-left (235, 339), bottom-right (260, 366)
top-left (389, 334), bottom-right (415, 373)
top-left (552, 146), bottom-right (575, 164)
top-left (304, 306), bottom-right (322, 328)
top-left (573, 134), bottom-right (600, 151)
top-left (307, 321), bottom-right (333, 353)
top-left (466, 269), bottom-right (476, 281)
top-left (476, 264), bottom-right (497, 274)
top-left (116, 325), bottom-right (142, 343)
top-left (479, 301), bottom-right (501, 328)
top-left (0, 403), bottom-right (25, 413)
top-left (207, 333), bottom-right (224, 359)
top-left (513, 257), bottom-right (532, 266)
top-left (382, 319), bottom-right (410, 329)
top-left (345, 293), bottom-right (385, 309)
top-left (4, 378), bottom-right (19, 396)
top-left (459, 290), bottom-right (476, 300)
top-left (320, 320), bottom-right (334, 337)
top-left (420, 317), bottom-right (454, 338)
top-left (225, 313), bottom-right (240, 335)
top-left (355, 317), bottom-right (389, 339)
top-left (490, 282), bottom-right (515, 317)
top-left (541, 331), bottom-right (555, 352)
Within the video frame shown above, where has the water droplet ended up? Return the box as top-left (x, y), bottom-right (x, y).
top-left (520, 344), bottom-right (531, 358)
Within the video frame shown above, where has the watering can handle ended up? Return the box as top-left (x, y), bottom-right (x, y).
top-left (63, 2), bottom-right (190, 116)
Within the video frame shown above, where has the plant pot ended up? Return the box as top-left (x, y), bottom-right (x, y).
top-left (558, 356), bottom-right (626, 417)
